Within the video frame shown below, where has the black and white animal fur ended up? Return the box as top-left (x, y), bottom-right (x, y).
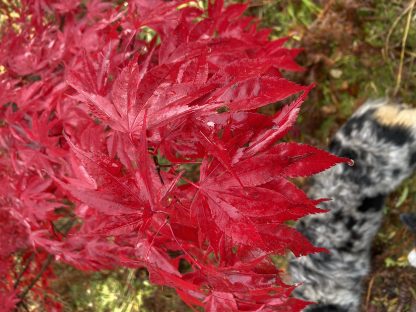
top-left (289, 98), bottom-right (416, 312)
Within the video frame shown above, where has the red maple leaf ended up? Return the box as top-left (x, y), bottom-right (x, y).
top-left (0, 1), bottom-right (349, 311)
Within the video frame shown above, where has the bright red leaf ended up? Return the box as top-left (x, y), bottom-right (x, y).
top-left (0, 1), bottom-right (349, 311)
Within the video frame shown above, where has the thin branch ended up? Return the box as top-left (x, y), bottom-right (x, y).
top-left (13, 253), bottom-right (35, 289)
top-left (20, 300), bottom-right (30, 312)
top-left (383, 1), bottom-right (413, 61)
top-left (365, 275), bottom-right (376, 310)
top-left (16, 219), bottom-right (76, 307)
top-left (152, 154), bottom-right (165, 185)
top-left (17, 254), bottom-right (54, 301)
top-left (394, 0), bottom-right (416, 96)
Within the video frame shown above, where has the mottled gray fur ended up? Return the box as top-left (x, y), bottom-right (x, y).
top-left (289, 99), bottom-right (416, 312)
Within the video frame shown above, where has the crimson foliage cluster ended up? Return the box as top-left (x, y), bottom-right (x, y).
top-left (0, 0), bottom-right (347, 311)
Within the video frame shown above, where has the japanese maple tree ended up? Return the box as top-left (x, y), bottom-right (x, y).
top-left (0, 0), bottom-right (348, 311)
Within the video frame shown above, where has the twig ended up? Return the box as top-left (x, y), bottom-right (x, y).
top-left (153, 154), bottom-right (165, 185)
top-left (16, 219), bottom-right (76, 307)
top-left (305, 0), bottom-right (333, 33)
top-left (393, 0), bottom-right (416, 96)
top-left (20, 301), bottom-right (30, 312)
top-left (17, 254), bottom-right (54, 301)
top-left (248, 0), bottom-right (274, 8)
top-left (13, 253), bottom-right (35, 289)
top-left (383, 1), bottom-right (414, 61)
top-left (365, 275), bottom-right (376, 310)
top-left (317, 0), bottom-right (334, 21)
